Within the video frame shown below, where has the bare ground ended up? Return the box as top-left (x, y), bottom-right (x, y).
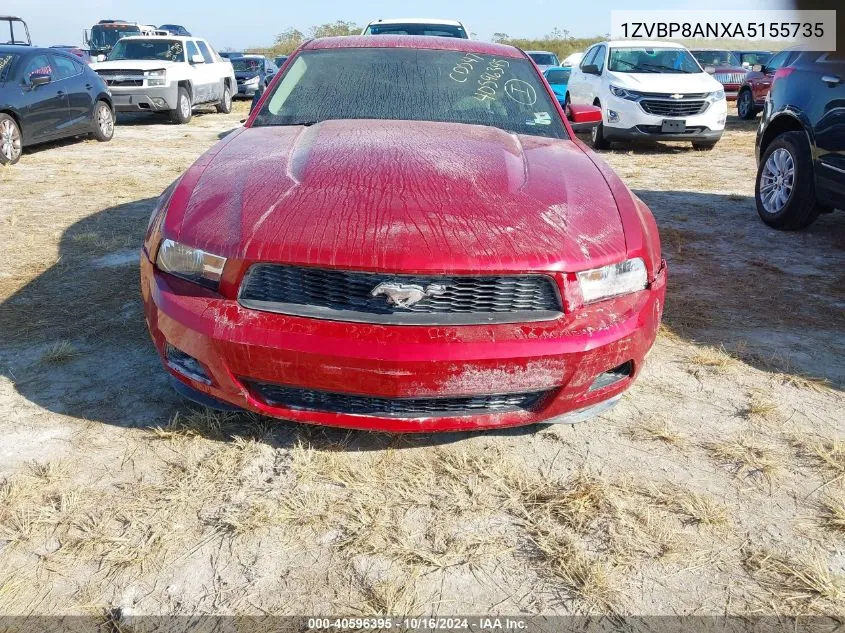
top-left (0, 105), bottom-right (843, 619)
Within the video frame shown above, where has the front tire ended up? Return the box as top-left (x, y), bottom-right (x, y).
top-left (91, 100), bottom-right (114, 142)
top-left (215, 84), bottom-right (232, 114)
top-left (737, 89), bottom-right (756, 120)
top-left (755, 131), bottom-right (820, 230)
top-left (590, 120), bottom-right (611, 150)
top-left (170, 87), bottom-right (193, 124)
top-left (0, 114), bottom-right (22, 166)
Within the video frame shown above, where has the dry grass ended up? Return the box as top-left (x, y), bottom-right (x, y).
top-left (638, 483), bottom-right (728, 528)
top-left (704, 435), bottom-right (782, 482)
top-left (740, 392), bottom-right (779, 422)
top-left (624, 417), bottom-right (685, 447)
top-left (688, 345), bottom-right (738, 371)
top-left (743, 547), bottom-right (845, 613)
top-left (39, 340), bottom-right (78, 365)
top-left (814, 493), bottom-right (845, 534)
top-left (530, 527), bottom-right (619, 613)
top-left (791, 438), bottom-right (845, 479)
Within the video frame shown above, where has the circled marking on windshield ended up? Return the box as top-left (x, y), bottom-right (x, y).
top-left (504, 79), bottom-right (536, 105)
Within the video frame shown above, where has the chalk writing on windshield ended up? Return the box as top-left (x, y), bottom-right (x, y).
top-left (449, 52), bottom-right (484, 83)
top-left (473, 58), bottom-right (509, 102)
top-left (503, 79), bottom-right (537, 106)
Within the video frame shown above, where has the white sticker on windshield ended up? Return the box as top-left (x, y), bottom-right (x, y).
top-left (526, 112), bottom-right (552, 126)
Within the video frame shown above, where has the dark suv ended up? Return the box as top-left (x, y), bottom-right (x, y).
top-left (755, 50), bottom-right (844, 229)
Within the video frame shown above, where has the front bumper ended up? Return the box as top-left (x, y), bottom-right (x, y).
top-left (109, 85), bottom-right (177, 112)
top-left (141, 256), bottom-right (667, 432)
top-left (236, 84), bottom-right (261, 97)
top-left (602, 94), bottom-right (727, 143)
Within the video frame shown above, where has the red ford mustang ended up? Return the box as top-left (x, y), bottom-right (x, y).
top-left (141, 36), bottom-right (667, 432)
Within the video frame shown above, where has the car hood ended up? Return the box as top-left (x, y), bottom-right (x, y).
top-left (91, 59), bottom-right (176, 71)
top-left (235, 71), bottom-right (260, 80)
top-left (168, 120), bottom-right (628, 273)
top-left (606, 70), bottom-right (724, 93)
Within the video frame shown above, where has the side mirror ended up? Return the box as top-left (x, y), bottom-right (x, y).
top-left (190, 54), bottom-right (204, 64)
top-left (752, 64), bottom-right (763, 73)
top-left (582, 64), bottom-right (600, 76)
top-left (566, 104), bottom-right (602, 132)
top-left (30, 73), bottom-right (51, 87)
top-left (704, 66), bottom-right (716, 74)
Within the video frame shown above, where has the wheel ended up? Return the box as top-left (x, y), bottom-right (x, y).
top-left (590, 120), bottom-right (611, 150)
top-left (0, 114), bottom-right (22, 166)
top-left (755, 131), bottom-right (820, 230)
top-left (215, 84), bottom-right (232, 114)
top-left (737, 89), bottom-right (756, 120)
top-left (170, 87), bottom-right (192, 124)
top-left (91, 100), bottom-right (114, 142)
top-left (692, 141), bottom-right (717, 151)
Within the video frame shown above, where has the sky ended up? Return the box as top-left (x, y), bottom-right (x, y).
top-left (7, 0), bottom-right (791, 50)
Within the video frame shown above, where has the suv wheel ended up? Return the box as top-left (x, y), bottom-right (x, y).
top-left (91, 100), bottom-right (114, 142)
top-left (0, 114), bottom-right (22, 166)
top-left (590, 119), bottom-right (611, 150)
top-left (215, 84), bottom-right (232, 114)
top-left (755, 131), bottom-right (820, 230)
top-left (737, 89), bottom-right (756, 120)
top-left (170, 87), bottom-right (193, 124)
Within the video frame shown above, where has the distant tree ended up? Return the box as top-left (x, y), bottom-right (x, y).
top-left (273, 28), bottom-right (305, 54)
top-left (491, 32), bottom-right (510, 42)
top-left (309, 20), bottom-right (360, 38)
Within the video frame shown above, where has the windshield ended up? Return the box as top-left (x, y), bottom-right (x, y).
top-left (609, 47), bottom-right (701, 73)
top-left (254, 48), bottom-right (566, 139)
top-left (90, 25), bottom-right (140, 51)
top-left (233, 58), bottom-right (262, 72)
top-left (692, 50), bottom-right (741, 67)
top-left (528, 53), bottom-right (559, 66)
top-left (109, 39), bottom-right (185, 62)
top-left (545, 69), bottom-right (570, 84)
top-left (738, 51), bottom-right (772, 66)
top-left (364, 23), bottom-right (467, 38)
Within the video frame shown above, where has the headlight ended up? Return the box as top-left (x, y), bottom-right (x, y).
top-left (146, 69), bottom-right (166, 86)
top-left (707, 89), bottom-right (725, 102)
top-left (245, 75), bottom-right (260, 87)
top-left (576, 258), bottom-right (647, 304)
top-left (609, 85), bottom-right (639, 100)
top-left (156, 239), bottom-right (226, 289)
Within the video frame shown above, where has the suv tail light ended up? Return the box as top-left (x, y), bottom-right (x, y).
top-left (771, 67), bottom-right (795, 87)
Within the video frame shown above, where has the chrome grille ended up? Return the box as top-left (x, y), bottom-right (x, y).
top-left (640, 99), bottom-right (708, 116)
top-left (248, 382), bottom-right (552, 418)
top-left (238, 265), bottom-right (562, 325)
top-left (714, 72), bottom-right (746, 85)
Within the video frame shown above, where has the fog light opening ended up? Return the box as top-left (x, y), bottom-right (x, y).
top-left (166, 344), bottom-right (211, 384)
top-left (589, 360), bottom-right (633, 392)
top-left (151, 97), bottom-right (167, 108)
top-left (607, 109), bottom-right (620, 123)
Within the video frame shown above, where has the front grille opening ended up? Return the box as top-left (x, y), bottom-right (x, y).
top-left (639, 99), bottom-right (708, 117)
top-left (247, 382), bottom-right (553, 418)
top-left (166, 344), bottom-right (211, 384)
top-left (588, 361), bottom-right (633, 392)
top-left (238, 265), bottom-right (563, 325)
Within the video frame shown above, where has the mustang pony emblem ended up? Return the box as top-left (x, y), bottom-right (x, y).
top-left (370, 282), bottom-right (447, 308)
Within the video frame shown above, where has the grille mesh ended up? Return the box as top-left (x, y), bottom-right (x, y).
top-left (249, 382), bottom-right (551, 418)
top-left (714, 72), bottom-right (746, 85)
top-left (639, 99), bottom-right (707, 116)
top-left (239, 265), bottom-right (562, 324)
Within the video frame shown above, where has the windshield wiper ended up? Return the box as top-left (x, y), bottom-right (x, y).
top-left (638, 63), bottom-right (694, 73)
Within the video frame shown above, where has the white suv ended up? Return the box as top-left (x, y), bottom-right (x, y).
top-left (91, 36), bottom-right (236, 124)
top-left (567, 40), bottom-right (727, 150)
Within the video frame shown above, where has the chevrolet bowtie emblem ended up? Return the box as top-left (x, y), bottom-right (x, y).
top-left (670, 93), bottom-right (684, 99)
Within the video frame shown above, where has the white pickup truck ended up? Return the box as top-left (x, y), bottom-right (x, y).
top-left (91, 35), bottom-right (236, 123)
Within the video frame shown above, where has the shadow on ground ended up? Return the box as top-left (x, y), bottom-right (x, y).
top-left (0, 189), bottom-right (842, 450)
